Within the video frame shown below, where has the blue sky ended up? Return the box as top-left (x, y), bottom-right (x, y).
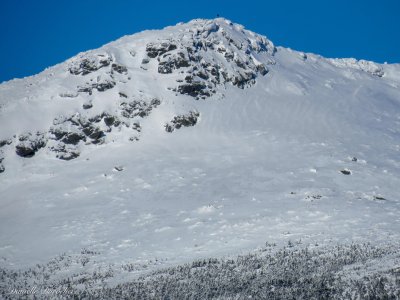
top-left (1, 0), bottom-right (399, 83)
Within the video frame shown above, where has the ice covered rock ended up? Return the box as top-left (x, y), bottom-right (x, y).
top-left (51, 143), bottom-right (80, 160)
top-left (120, 98), bottom-right (161, 118)
top-left (15, 132), bottom-right (47, 157)
top-left (78, 79), bottom-right (116, 95)
top-left (165, 111), bottom-right (200, 132)
top-left (146, 41), bottom-right (177, 58)
top-left (329, 58), bottom-right (384, 77)
top-left (143, 19), bottom-right (275, 98)
top-left (69, 53), bottom-right (113, 75)
top-left (111, 63), bottom-right (128, 74)
top-left (158, 52), bottom-right (191, 74)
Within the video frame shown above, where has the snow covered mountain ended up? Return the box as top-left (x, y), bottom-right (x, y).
top-left (1, 18), bottom-right (400, 297)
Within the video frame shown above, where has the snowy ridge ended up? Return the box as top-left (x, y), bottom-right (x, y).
top-left (1, 18), bottom-right (400, 296)
top-left (328, 57), bottom-right (384, 77)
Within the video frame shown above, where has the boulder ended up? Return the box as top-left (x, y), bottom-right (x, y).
top-left (340, 169), bottom-right (352, 175)
top-left (82, 102), bottom-right (93, 110)
top-left (69, 53), bottom-right (112, 75)
top-left (111, 63), bottom-right (128, 74)
top-left (0, 139), bottom-right (12, 148)
top-left (94, 80), bottom-right (116, 92)
top-left (52, 145), bottom-right (80, 161)
top-left (15, 133), bottom-right (47, 157)
top-left (78, 80), bottom-right (116, 94)
top-left (176, 82), bottom-right (209, 97)
top-left (103, 115), bottom-right (115, 127)
top-left (165, 111), bottom-right (200, 132)
top-left (82, 125), bottom-right (104, 141)
top-left (61, 132), bottom-right (86, 145)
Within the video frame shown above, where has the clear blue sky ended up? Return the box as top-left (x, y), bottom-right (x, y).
top-left (1, 0), bottom-right (399, 83)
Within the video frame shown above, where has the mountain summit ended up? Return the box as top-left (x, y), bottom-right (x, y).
top-left (1, 18), bottom-right (400, 295)
top-left (0, 18), bottom-right (277, 165)
top-left (0, 18), bottom-right (396, 169)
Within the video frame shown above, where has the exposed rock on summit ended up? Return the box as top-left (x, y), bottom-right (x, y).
top-left (144, 19), bottom-right (276, 99)
top-left (69, 53), bottom-right (113, 76)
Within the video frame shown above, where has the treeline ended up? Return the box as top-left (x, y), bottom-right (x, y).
top-left (1, 243), bottom-right (399, 299)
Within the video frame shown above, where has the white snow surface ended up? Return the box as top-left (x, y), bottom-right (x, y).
top-left (0, 18), bottom-right (400, 277)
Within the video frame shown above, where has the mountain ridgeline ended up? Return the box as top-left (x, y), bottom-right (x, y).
top-left (0, 18), bottom-right (390, 173)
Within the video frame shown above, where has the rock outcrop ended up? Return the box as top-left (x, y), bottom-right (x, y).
top-left (143, 19), bottom-right (275, 99)
top-left (165, 111), bottom-right (200, 132)
top-left (15, 132), bottom-right (47, 157)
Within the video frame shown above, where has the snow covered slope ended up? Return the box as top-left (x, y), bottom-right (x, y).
top-left (0, 18), bottom-right (400, 283)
